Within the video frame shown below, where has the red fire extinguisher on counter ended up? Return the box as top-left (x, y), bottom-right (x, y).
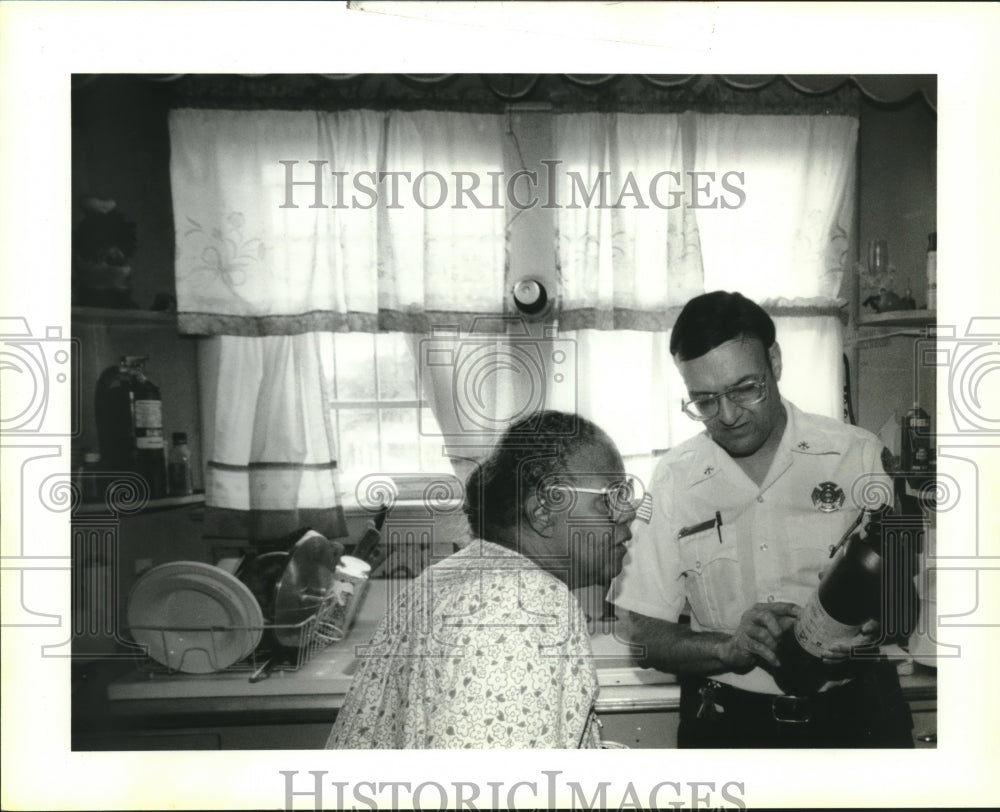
top-left (94, 355), bottom-right (168, 499)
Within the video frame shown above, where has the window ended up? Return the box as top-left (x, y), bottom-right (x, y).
top-left (321, 332), bottom-right (454, 505)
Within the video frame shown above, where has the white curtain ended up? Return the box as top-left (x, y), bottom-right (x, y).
top-left (197, 334), bottom-right (343, 532)
top-left (555, 113), bottom-right (703, 329)
top-left (691, 113), bottom-right (856, 424)
top-left (171, 107), bottom-right (858, 526)
top-left (693, 113), bottom-right (857, 302)
top-left (170, 108), bottom-right (506, 532)
top-left (553, 113), bottom-right (857, 485)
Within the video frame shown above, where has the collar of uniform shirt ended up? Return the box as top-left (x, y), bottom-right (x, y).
top-left (683, 399), bottom-right (846, 490)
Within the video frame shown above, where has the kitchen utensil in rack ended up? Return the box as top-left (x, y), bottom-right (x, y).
top-left (311, 555), bottom-right (372, 644)
top-left (353, 503), bottom-right (389, 567)
top-left (235, 550), bottom-right (290, 622)
top-left (272, 530), bottom-right (346, 648)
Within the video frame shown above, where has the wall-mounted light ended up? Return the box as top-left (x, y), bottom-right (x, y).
top-left (511, 277), bottom-right (552, 319)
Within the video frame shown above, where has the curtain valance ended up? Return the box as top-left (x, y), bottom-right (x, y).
top-left (74, 74), bottom-right (936, 115)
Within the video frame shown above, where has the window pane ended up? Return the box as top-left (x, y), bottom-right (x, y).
top-left (336, 408), bottom-right (380, 478)
top-left (419, 408), bottom-right (453, 474)
top-left (379, 408), bottom-right (421, 473)
top-left (333, 334), bottom-right (376, 400)
top-left (376, 333), bottom-right (417, 401)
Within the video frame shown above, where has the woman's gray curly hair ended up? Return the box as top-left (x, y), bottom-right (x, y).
top-left (462, 410), bottom-right (615, 544)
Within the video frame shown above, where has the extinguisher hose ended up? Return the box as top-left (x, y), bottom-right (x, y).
top-left (842, 353), bottom-right (857, 425)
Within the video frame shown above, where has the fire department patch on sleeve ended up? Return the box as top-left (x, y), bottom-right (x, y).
top-left (811, 481), bottom-right (845, 512)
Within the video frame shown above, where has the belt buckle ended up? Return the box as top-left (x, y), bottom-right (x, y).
top-left (771, 694), bottom-right (813, 724)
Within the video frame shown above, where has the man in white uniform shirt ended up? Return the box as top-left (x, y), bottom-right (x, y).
top-left (610, 291), bottom-right (917, 747)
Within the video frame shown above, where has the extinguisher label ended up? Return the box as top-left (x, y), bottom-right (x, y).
top-left (134, 400), bottom-right (164, 449)
top-left (793, 592), bottom-right (860, 657)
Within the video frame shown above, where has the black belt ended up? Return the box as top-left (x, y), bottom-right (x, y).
top-left (690, 676), bottom-right (870, 725)
top-left (678, 664), bottom-right (913, 748)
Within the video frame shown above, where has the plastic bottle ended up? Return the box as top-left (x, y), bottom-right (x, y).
top-left (926, 232), bottom-right (937, 310)
top-left (168, 432), bottom-right (194, 496)
top-left (328, 556), bottom-right (372, 638)
top-left (130, 357), bottom-right (168, 499)
top-left (94, 356), bottom-right (140, 474)
top-left (901, 403), bottom-right (932, 475)
top-left (74, 451), bottom-right (104, 502)
top-left (769, 509), bottom-right (885, 695)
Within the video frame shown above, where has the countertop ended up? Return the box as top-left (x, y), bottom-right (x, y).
top-left (101, 580), bottom-right (936, 720)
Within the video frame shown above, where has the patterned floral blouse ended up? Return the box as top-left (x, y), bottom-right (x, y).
top-left (326, 539), bottom-right (602, 749)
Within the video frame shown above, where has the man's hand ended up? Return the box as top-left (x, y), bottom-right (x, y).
top-left (716, 602), bottom-right (800, 672)
top-left (820, 619), bottom-right (880, 664)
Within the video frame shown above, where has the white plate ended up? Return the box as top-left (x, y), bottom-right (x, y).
top-left (127, 561), bottom-right (264, 673)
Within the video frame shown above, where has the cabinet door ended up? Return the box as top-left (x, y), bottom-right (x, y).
top-left (77, 722), bottom-right (333, 751)
top-left (598, 710), bottom-right (680, 749)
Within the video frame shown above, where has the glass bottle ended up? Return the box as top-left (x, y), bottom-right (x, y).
top-left (168, 432), bottom-right (194, 496)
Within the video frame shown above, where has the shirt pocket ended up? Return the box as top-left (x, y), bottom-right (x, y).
top-left (679, 529), bottom-right (742, 631)
top-left (785, 514), bottom-right (846, 591)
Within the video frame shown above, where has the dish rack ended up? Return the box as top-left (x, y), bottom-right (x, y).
top-left (128, 588), bottom-right (355, 677)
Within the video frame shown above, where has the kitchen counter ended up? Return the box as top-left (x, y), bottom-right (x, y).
top-left (83, 580), bottom-right (935, 749)
top-left (102, 580), bottom-right (936, 713)
top-left (103, 580), bottom-right (678, 713)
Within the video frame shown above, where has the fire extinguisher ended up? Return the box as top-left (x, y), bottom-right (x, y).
top-left (94, 356), bottom-right (167, 499)
top-left (768, 508), bottom-right (887, 695)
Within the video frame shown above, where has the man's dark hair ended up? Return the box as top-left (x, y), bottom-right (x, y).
top-left (669, 290), bottom-right (776, 361)
top-left (463, 410), bottom-right (613, 545)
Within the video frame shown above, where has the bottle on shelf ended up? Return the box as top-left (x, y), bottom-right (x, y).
top-left (167, 432), bottom-right (194, 496)
top-left (768, 508), bottom-right (886, 695)
top-left (901, 403), bottom-right (933, 483)
top-left (926, 232), bottom-right (937, 310)
top-left (74, 451), bottom-right (105, 502)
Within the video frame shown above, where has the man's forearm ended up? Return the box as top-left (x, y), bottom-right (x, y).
top-left (628, 612), bottom-right (735, 676)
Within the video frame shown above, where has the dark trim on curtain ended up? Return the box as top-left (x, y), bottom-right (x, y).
top-left (180, 303), bottom-right (845, 336)
top-left (178, 309), bottom-right (513, 336)
top-left (558, 302), bottom-right (845, 332)
top-left (69, 73), bottom-right (936, 116)
top-left (207, 460), bottom-right (338, 472)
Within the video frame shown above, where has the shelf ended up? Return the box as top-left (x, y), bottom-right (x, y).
top-left (72, 306), bottom-right (178, 327)
top-left (74, 492), bottom-right (205, 516)
top-left (858, 310), bottom-right (936, 328)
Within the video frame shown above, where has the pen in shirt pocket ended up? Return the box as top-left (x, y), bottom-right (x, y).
top-left (677, 511), bottom-right (724, 542)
